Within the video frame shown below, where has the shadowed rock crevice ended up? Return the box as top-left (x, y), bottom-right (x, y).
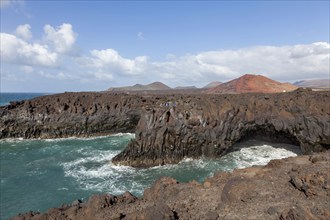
top-left (235, 124), bottom-right (301, 146)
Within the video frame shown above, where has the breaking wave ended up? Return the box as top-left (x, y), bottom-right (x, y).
top-left (1, 134), bottom-right (300, 219)
top-left (61, 140), bottom-right (299, 196)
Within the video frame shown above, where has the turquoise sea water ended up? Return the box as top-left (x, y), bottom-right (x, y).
top-left (0, 134), bottom-right (300, 220)
top-left (0, 93), bottom-right (48, 106)
top-left (0, 93), bottom-right (301, 219)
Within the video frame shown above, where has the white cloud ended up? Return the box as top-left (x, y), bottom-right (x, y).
top-left (162, 42), bottom-right (329, 83)
top-left (88, 48), bottom-right (148, 76)
top-left (0, 33), bottom-right (58, 67)
top-left (137, 32), bottom-right (144, 40)
top-left (15, 24), bottom-right (32, 40)
top-left (37, 70), bottom-right (76, 81)
top-left (44, 23), bottom-right (77, 54)
top-left (75, 42), bottom-right (330, 86)
top-left (1, 22), bottom-right (329, 91)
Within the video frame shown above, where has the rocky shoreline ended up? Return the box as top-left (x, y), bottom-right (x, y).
top-left (1, 89), bottom-right (329, 168)
top-left (2, 89), bottom-right (330, 219)
top-left (112, 89), bottom-right (329, 167)
top-left (11, 150), bottom-right (330, 220)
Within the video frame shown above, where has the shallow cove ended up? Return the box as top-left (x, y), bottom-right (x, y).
top-left (1, 134), bottom-right (299, 220)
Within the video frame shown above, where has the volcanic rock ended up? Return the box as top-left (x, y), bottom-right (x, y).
top-left (0, 92), bottom-right (147, 139)
top-left (112, 89), bottom-right (329, 167)
top-left (1, 90), bottom-right (329, 167)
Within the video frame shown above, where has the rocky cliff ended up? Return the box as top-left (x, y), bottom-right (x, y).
top-left (112, 89), bottom-right (330, 167)
top-left (0, 92), bottom-right (150, 139)
top-left (1, 90), bottom-right (329, 167)
top-left (12, 150), bottom-right (330, 220)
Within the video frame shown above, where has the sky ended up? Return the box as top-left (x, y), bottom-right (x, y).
top-left (0, 0), bottom-right (329, 92)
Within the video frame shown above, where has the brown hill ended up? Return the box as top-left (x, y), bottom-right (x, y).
top-left (174, 86), bottom-right (198, 90)
top-left (207, 74), bottom-right (298, 94)
top-left (107, 81), bottom-right (171, 92)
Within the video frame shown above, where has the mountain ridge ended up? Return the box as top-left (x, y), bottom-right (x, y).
top-left (107, 81), bottom-right (171, 92)
top-left (294, 79), bottom-right (330, 88)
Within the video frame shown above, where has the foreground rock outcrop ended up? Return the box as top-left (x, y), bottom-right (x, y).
top-left (113, 89), bottom-right (330, 167)
top-left (12, 150), bottom-right (330, 220)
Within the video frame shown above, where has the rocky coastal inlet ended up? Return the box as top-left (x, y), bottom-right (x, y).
top-left (12, 151), bottom-right (330, 220)
top-left (1, 89), bottom-right (330, 219)
top-left (1, 89), bottom-right (329, 167)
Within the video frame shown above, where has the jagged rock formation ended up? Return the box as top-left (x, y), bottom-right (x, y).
top-left (207, 74), bottom-right (298, 94)
top-left (1, 90), bottom-right (329, 167)
top-left (113, 89), bottom-right (330, 167)
top-left (11, 150), bottom-right (330, 220)
top-left (0, 92), bottom-right (151, 139)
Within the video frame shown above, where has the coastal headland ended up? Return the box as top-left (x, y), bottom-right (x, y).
top-left (2, 89), bottom-right (329, 219)
top-left (1, 89), bottom-right (329, 167)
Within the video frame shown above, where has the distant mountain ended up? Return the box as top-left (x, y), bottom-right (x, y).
top-left (108, 82), bottom-right (171, 92)
top-left (203, 81), bottom-right (223, 88)
top-left (293, 79), bottom-right (329, 89)
top-left (174, 86), bottom-right (198, 90)
top-left (206, 74), bottom-right (298, 94)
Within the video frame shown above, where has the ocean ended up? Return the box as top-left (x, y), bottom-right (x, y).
top-left (0, 93), bottom-right (301, 219)
top-left (0, 93), bottom-right (48, 106)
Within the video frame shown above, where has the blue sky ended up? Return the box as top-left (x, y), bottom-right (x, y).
top-left (1, 0), bottom-right (329, 92)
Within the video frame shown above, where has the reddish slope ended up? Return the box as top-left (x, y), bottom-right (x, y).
top-left (207, 74), bottom-right (298, 94)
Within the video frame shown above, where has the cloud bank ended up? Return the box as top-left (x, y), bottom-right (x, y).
top-left (1, 23), bottom-right (329, 91)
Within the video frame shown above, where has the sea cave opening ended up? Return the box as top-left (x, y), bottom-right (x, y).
top-left (229, 125), bottom-right (302, 155)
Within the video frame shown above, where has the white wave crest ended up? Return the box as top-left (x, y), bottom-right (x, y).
top-left (59, 141), bottom-right (299, 196)
top-left (231, 144), bottom-right (297, 169)
top-left (111, 133), bottom-right (135, 138)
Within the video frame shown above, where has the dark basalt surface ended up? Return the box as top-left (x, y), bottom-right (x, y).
top-left (11, 150), bottom-right (330, 220)
top-left (112, 89), bottom-right (330, 167)
top-left (1, 89), bottom-right (329, 168)
top-left (0, 92), bottom-right (149, 139)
